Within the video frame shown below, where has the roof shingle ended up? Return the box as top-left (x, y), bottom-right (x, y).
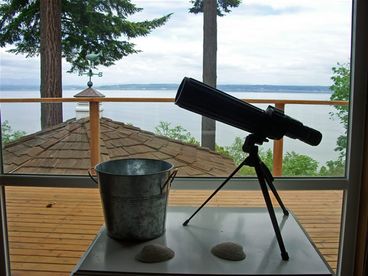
top-left (3, 117), bottom-right (236, 176)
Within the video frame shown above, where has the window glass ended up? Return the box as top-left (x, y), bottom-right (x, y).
top-left (0, 1), bottom-right (351, 177)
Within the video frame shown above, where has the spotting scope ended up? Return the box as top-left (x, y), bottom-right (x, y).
top-left (175, 77), bottom-right (322, 146)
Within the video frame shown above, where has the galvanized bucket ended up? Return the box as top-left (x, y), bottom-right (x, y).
top-left (89, 158), bottom-right (177, 241)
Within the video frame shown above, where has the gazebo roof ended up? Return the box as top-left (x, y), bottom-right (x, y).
top-left (73, 87), bottom-right (105, 98)
top-left (3, 117), bottom-right (235, 176)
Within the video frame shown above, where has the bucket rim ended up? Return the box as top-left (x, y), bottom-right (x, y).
top-left (94, 158), bottom-right (175, 177)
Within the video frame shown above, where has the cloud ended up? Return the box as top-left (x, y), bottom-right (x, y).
top-left (240, 4), bottom-right (305, 16)
top-left (0, 51), bottom-right (40, 85)
top-left (0, 0), bottom-right (352, 86)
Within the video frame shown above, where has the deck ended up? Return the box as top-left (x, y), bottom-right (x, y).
top-left (5, 187), bottom-right (343, 275)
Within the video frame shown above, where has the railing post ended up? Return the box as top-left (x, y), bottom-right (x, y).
top-left (89, 101), bottom-right (100, 168)
top-left (273, 103), bottom-right (285, 176)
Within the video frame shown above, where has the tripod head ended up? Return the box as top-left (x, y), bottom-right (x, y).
top-left (241, 134), bottom-right (268, 154)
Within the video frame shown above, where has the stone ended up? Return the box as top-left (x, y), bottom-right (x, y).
top-left (135, 244), bottom-right (175, 263)
top-left (211, 241), bottom-right (246, 261)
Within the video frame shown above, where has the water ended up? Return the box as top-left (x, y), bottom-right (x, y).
top-left (0, 89), bottom-right (345, 166)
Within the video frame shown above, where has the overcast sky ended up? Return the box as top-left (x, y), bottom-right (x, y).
top-left (0, 0), bottom-right (352, 86)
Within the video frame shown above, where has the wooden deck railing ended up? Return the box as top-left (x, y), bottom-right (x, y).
top-left (0, 97), bottom-right (348, 176)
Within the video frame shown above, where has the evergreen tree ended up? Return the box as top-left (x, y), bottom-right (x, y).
top-left (40, 0), bottom-right (62, 129)
top-left (190, 0), bottom-right (241, 16)
top-left (0, 0), bottom-right (171, 72)
top-left (0, 0), bottom-right (171, 128)
top-left (189, 0), bottom-right (241, 150)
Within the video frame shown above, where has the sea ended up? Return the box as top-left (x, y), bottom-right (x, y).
top-left (0, 84), bottom-right (345, 166)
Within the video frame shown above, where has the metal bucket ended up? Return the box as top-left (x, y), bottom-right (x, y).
top-left (89, 158), bottom-right (177, 241)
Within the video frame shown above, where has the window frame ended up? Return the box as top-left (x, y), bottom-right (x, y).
top-left (0, 0), bottom-right (367, 275)
top-left (336, 0), bottom-right (368, 274)
top-left (0, 117), bottom-right (10, 275)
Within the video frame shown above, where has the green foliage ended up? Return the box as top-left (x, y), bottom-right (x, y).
top-left (0, 0), bottom-right (171, 72)
top-left (329, 62), bottom-right (350, 158)
top-left (1, 120), bottom-right (26, 145)
top-left (153, 124), bottom-right (337, 177)
top-left (215, 144), bottom-right (231, 158)
top-left (319, 159), bottom-right (345, 176)
top-left (282, 151), bottom-right (319, 176)
top-left (189, 0), bottom-right (241, 16)
top-left (260, 148), bottom-right (274, 171)
top-left (154, 121), bottom-right (199, 145)
top-left (221, 136), bottom-right (323, 177)
top-left (223, 136), bottom-right (246, 165)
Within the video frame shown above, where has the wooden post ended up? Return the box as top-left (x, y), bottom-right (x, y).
top-left (89, 101), bottom-right (100, 168)
top-left (272, 103), bottom-right (285, 176)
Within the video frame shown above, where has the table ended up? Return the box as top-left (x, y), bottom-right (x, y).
top-left (72, 207), bottom-right (334, 275)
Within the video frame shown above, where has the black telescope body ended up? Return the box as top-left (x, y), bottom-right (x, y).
top-left (175, 77), bottom-right (322, 146)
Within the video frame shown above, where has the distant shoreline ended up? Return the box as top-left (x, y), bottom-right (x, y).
top-left (0, 83), bottom-right (331, 93)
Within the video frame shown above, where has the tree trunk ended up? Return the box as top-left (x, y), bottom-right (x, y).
top-left (201, 0), bottom-right (217, 150)
top-left (40, 0), bottom-right (63, 129)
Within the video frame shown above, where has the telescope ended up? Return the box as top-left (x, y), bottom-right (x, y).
top-left (175, 77), bottom-right (324, 261)
top-left (175, 77), bottom-right (322, 146)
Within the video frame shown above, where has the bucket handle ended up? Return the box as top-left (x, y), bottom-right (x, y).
top-left (161, 169), bottom-right (178, 194)
top-left (88, 168), bottom-right (98, 184)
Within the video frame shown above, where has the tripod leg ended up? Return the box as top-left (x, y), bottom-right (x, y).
top-left (255, 165), bottom-right (289, 261)
top-left (260, 162), bottom-right (289, 216)
top-left (183, 159), bottom-right (247, 226)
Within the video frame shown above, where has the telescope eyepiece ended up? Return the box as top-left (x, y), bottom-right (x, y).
top-left (265, 106), bottom-right (322, 146)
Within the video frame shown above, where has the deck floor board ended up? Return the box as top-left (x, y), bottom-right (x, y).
top-left (5, 187), bottom-right (342, 275)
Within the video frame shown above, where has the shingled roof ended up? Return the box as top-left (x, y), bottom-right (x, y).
top-left (3, 117), bottom-right (235, 176)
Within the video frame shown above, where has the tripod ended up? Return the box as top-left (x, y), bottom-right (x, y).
top-left (183, 134), bottom-right (290, 261)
